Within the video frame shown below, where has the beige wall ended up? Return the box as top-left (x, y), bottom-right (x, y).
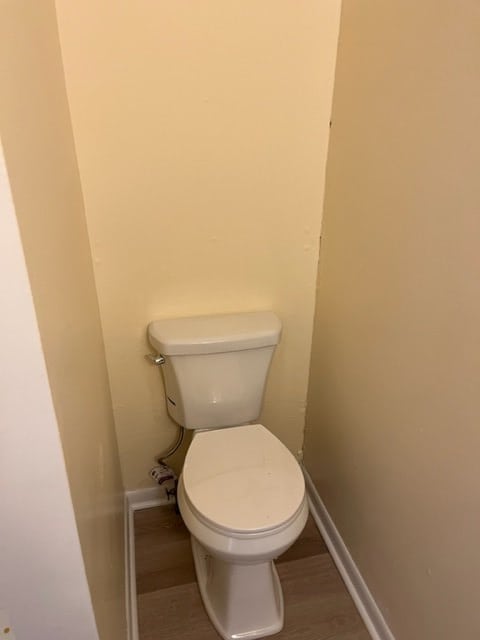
top-left (0, 2), bottom-right (126, 638)
top-left (55, 0), bottom-right (341, 489)
top-left (304, 2), bottom-right (480, 639)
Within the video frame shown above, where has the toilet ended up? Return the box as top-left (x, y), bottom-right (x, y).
top-left (147, 311), bottom-right (308, 640)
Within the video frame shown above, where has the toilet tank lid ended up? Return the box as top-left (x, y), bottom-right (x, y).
top-left (148, 311), bottom-right (281, 355)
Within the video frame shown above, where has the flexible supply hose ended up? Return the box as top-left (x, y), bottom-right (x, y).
top-left (157, 424), bottom-right (185, 464)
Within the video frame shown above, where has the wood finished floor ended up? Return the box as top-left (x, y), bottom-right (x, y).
top-left (135, 506), bottom-right (370, 640)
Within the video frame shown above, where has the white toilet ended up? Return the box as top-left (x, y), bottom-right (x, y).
top-left (148, 311), bottom-right (308, 640)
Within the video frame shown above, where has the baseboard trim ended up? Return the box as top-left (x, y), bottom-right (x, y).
top-left (302, 465), bottom-right (395, 640)
top-left (125, 487), bottom-right (174, 640)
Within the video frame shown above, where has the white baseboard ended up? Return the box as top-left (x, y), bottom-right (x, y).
top-left (124, 487), bottom-right (174, 640)
top-left (126, 486), bottom-right (173, 512)
top-left (302, 465), bottom-right (395, 640)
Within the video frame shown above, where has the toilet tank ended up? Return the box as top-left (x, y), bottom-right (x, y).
top-left (148, 311), bottom-right (281, 430)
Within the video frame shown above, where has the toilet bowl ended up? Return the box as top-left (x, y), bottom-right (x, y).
top-left (177, 423), bottom-right (308, 640)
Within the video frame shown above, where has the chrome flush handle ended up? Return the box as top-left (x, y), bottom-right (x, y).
top-left (145, 353), bottom-right (165, 366)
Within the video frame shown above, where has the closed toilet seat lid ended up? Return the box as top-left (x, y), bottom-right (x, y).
top-left (182, 424), bottom-right (305, 533)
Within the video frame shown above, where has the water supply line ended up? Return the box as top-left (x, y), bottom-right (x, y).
top-left (145, 351), bottom-right (183, 505)
top-left (157, 424), bottom-right (184, 465)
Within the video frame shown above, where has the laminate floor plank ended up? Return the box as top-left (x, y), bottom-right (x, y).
top-left (278, 555), bottom-right (370, 640)
top-left (134, 505), bottom-right (370, 640)
top-left (135, 506), bottom-right (195, 593)
top-left (137, 555), bottom-right (369, 640)
top-left (135, 504), bottom-right (189, 542)
top-left (138, 580), bottom-right (219, 640)
top-left (278, 513), bottom-right (328, 563)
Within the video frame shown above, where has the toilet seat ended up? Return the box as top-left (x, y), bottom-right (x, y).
top-left (182, 424), bottom-right (305, 535)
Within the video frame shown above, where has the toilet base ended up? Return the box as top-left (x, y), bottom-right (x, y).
top-left (191, 536), bottom-right (284, 640)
